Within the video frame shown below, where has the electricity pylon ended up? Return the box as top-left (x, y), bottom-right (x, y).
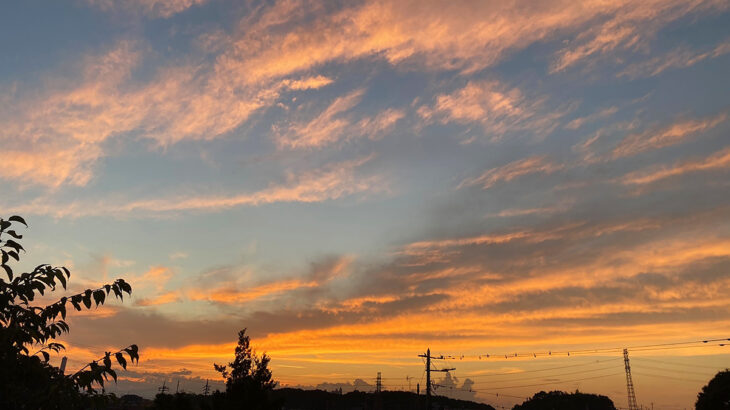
top-left (623, 348), bottom-right (639, 410)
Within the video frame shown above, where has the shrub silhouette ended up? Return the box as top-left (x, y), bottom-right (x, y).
top-left (696, 369), bottom-right (730, 410)
top-left (0, 215), bottom-right (139, 408)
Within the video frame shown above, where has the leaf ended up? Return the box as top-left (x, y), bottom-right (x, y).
top-left (115, 352), bottom-right (127, 370)
top-left (125, 345), bottom-right (140, 364)
top-left (0, 220), bottom-right (10, 231)
top-left (1, 251), bottom-right (6, 264)
top-left (103, 353), bottom-right (112, 369)
top-left (107, 368), bottom-right (117, 383)
top-left (1, 264), bottom-right (12, 281)
top-left (8, 215), bottom-right (27, 226)
top-left (92, 290), bottom-right (105, 307)
top-left (7, 250), bottom-right (18, 261)
top-left (82, 290), bottom-right (92, 309)
top-left (48, 342), bottom-right (65, 352)
top-left (40, 351), bottom-right (50, 362)
top-left (6, 230), bottom-right (22, 239)
top-left (55, 270), bottom-right (67, 289)
top-left (111, 284), bottom-right (123, 301)
top-left (4, 239), bottom-right (24, 253)
top-left (117, 279), bottom-right (132, 294)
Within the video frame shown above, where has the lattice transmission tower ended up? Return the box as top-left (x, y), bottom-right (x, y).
top-left (623, 348), bottom-right (639, 410)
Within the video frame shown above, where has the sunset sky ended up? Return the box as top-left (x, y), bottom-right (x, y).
top-left (2, 0), bottom-right (730, 408)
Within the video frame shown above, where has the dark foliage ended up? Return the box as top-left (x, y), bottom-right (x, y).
top-left (273, 388), bottom-right (495, 410)
top-left (512, 390), bottom-right (616, 410)
top-left (213, 328), bottom-right (279, 410)
top-left (696, 369), bottom-right (730, 410)
top-left (151, 389), bottom-right (493, 410)
top-left (0, 215), bottom-right (139, 408)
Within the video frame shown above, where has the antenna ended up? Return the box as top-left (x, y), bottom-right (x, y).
top-left (203, 379), bottom-right (211, 395)
top-left (158, 380), bottom-right (170, 395)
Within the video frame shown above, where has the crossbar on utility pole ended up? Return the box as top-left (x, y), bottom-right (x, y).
top-left (419, 348), bottom-right (455, 410)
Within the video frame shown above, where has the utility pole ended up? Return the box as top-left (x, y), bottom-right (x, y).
top-left (419, 348), bottom-right (455, 410)
top-left (623, 348), bottom-right (639, 410)
top-left (158, 380), bottom-right (170, 395)
top-left (176, 380), bottom-right (180, 394)
top-left (203, 379), bottom-right (210, 395)
top-left (376, 372), bottom-right (382, 393)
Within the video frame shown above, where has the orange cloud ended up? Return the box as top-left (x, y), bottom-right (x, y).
top-left (618, 39), bottom-right (730, 78)
top-left (418, 81), bottom-right (565, 141)
top-left (188, 279), bottom-right (319, 304)
top-left (356, 108), bottom-right (406, 141)
top-left (613, 113), bottom-right (727, 158)
top-left (281, 75), bottom-right (335, 91)
top-left (86, 0), bottom-right (208, 18)
top-left (274, 89), bottom-right (366, 149)
top-left (458, 156), bottom-right (563, 190)
top-left (622, 146), bottom-right (730, 185)
top-left (6, 155), bottom-right (382, 217)
top-left (231, 0), bottom-right (725, 82)
top-left (564, 106), bottom-right (619, 130)
top-left (135, 291), bottom-right (181, 306)
top-left (550, 0), bottom-right (726, 72)
top-left (135, 266), bottom-right (174, 290)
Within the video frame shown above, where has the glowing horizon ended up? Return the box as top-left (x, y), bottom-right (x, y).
top-left (2, 0), bottom-right (730, 408)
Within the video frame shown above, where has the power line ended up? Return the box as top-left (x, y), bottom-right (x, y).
top-left (470, 365), bottom-right (621, 385)
top-left (470, 372), bottom-right (625, 391)
top-left (464, 358), bottom-right (623, 379)
top-left (438, 337), bottom-right (730, 360)
top-left (632, 372), bottom-right (708, 383)
top-left (632, 356), bottom-right (729, 370)
top-left (631, 363), bottom-right (716, 377)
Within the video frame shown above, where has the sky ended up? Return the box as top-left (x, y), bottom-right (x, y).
top-left (1, 0), bottom-right (730, 407)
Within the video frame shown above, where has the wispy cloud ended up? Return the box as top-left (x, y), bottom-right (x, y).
top-left (135, 291), bottom-right (181, 307)
top-left (274, 89), bottom-right (405, 149)
top-left (550, 0), bottom-right (727, 72)
top-left (280, 75), bottom-right (335, 91)
top-left (187, 256), bottom-right (352, 305)
top-left (418, 81), bottom-right (565, 141)
top-left (169, 252), bottom-right (189, 260)
top-left (564, 106), bottom-right (619, 130)
top-left (458, 155), bottom-right (563, 190)
top-left (5, 156), bottom-right (382, 217)
top-left (274, 89), bottom-right (366, 149)
top-left (236, 0), bottom-right (725, 80)
top-left (622, 146), bottom-right (730, 185)
top-left (618, 39), bottom-right (730, 79)
top-left (85, 0), bottom-right (208, 18)
top-left (613, 113), bottom-right (727, 158)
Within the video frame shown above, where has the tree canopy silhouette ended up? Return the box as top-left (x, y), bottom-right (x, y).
top-left (214, 328), bottom-right (279, 410)
top-left (512, 390), bottom-right (617, 410)
top-left (0, 215), bottom-right (139, 408)
top-left (696, 369), bottom-right (730, 410)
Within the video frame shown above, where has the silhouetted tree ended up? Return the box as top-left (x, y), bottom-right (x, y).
top-left (0, 215), bottom-right (139, 408)
top-left (214, 328), bottom-right (279, 409)
top-left (696, 369), bottom-right (730, 410)
top-left (512, 390), bottom-right (616, 410)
